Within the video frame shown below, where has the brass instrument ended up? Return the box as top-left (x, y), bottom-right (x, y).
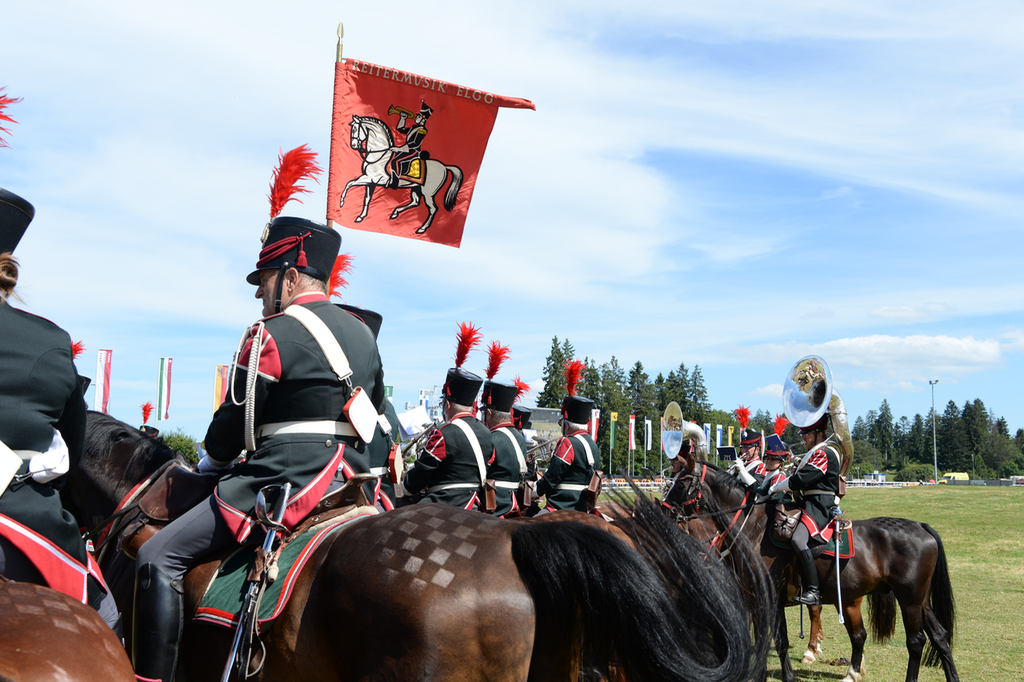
top-left (525, 437), bottom-right (559, 465)
top-left (662, 401), bottom-right (708, 459)
top-left (781, 355), bottom-right (854, 476)
top-left (399, 421), bottom-right (439, 458)
top-left (387, 104), bottom-right (416, 118)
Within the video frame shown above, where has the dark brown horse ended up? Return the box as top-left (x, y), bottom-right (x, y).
top-left (64, 412), bottom-right (773, 682)
top-left (665, 456), bottom-right (959, 682)
top-left (0, 576), bottom-right (136, 682)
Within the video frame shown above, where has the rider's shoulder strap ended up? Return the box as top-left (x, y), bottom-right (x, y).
top-left (450, 418), bottom-right (488, 486)
top-left (572, 434), bottom-right (595, 468)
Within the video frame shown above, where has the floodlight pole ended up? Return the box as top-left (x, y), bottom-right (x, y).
top-left (929, 380), bottom-right (939, 482)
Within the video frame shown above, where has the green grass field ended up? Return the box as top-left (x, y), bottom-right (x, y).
top-left (768, 486), bottom-right (1024, 681)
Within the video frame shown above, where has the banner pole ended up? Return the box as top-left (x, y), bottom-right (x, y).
top-left (327, 21), bottom-right (345, 229)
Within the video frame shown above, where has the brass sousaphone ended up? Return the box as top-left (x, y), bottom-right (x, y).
top-left (661, 401), bottom-right (708, 461)
top-left (781, 355), bottom-right (853, 477)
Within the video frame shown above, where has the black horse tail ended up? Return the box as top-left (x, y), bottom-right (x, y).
top-left (442, 165), bottom-right (462, 212)
top-left (868, 589), bottom-right (897, 643)
top-left (511, 496), bottom-right (771, 682)
top-left (922, 523), bottom-right (956, 667)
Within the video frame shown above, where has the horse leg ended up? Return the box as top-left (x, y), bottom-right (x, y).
top-left (802, 604), bottom-right (823, 663)
top-left (356, 184), bottom-right (375, 222)
top-left (340, 176), bottom-right (369, 209)
top-left (414, 193), bottom-right (439, 235)
top-left (900, 604), bottom-right (927, 682)
top-left (390, 188), bottom-right (421, 220)
top-left (839, 599), bottom-right (867, 682)
top-left (775, 601), bottom-right (795, 682)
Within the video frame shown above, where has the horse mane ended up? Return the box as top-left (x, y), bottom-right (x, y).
top-left (83, 411), bottom-right (182, 489)
top-left (358, 116), bottom-right (395, 147)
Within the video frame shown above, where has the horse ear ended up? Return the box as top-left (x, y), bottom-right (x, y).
top-left (684, 448), bottom-right (696, 472)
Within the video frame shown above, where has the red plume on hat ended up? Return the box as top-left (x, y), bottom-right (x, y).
top-left (0, 88), bottom-right (22, 147)
top-left (267, 145), bottom-right (322, 219)
top-left (563, 360), bottom-right (586, 397)
top-left (328, 253), bottom-right (352, 300)
top-left (773, 414), bottom-right (790, 437)
top-left (513, 376), bottom-right (530, 403)
top-left (735, 405), bottom-right (751, 430)
top-left (141, 402), bottom-right (154, 425)
top-left (71, 340), bottom-right (85, 360)
top-left (485, 341), bottom-right (510, 380)
top-left (453, 322), bottom-right (483, 369)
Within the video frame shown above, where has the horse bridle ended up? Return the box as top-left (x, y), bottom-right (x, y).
top-left (665, 461), bottom-right (763, 553)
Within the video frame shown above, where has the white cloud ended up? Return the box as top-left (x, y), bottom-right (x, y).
top-left (752, 383), bottom-right (783, 398)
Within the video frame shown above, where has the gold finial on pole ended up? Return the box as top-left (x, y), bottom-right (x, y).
top-left (336, 22), bottom-right (344, 62)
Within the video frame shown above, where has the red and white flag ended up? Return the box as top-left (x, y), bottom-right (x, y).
top-left (93, 350), bottom-right (112, 414)
top-left (645, 419), bottom-right (652, 452)
top-left (590, 408), bottom-right (600, 441)
top-left (157, 358), bottom-right (172, 420)
top-left (629, 415), bottom-right (636, 451)
top-left (327, 59), bottom-right (534, 248)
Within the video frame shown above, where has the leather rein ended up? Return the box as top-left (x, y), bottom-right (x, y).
top-left (666, 461), bottom-right (765, 554)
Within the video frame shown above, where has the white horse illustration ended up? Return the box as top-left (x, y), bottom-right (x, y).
top-left (339, 114), bottom-right (463, 235)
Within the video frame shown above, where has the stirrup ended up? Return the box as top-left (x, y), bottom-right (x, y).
top-left (794, 588), bottom-right (821, 606)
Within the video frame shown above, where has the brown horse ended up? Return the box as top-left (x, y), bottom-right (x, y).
top-left (64, 412), bottom-right (772, 682)
top-left (665, 456), bottom-right (959, 682)
top-left (0, 576), bottom-right (136, 682)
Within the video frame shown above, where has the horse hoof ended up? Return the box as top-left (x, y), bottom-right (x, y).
top-left (801, 652), bottom-right (816, 664)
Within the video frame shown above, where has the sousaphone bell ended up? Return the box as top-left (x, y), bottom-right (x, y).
top-left (782, 355), bottom-right (854, 477)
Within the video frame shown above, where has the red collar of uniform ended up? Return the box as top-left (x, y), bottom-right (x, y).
top-left (490, 421), bottom-right (515, 431)
top-left (566, 427), bottom-right (588, 436)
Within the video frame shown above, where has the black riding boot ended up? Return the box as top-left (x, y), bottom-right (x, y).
top-left (132, 563), bottom-right (184, 682)
top-left (794, 548), bottom-right (821, 606)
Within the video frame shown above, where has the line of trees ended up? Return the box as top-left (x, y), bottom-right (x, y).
top-left (851, 398), bottom-right (1024, 481)
top-left (536, 337), bottom-right (1024, 479)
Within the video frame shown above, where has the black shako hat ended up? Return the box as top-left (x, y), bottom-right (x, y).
top-left (511, 405), bottom-right (532, 430)
top-left (0, 187), bottom-right (34, 255)
top-left (338, 304), bottom-right (383, 340)
top-left (247, 216), bottom-right (341, 285)
top-left (740, 428), bottom-right (761, 446)
top-left (482, 380), bottom-right (517, 412)
top-left (443, 367), bottom-right (483, 406)
top-left (561, 395), bottom-right (594, 425)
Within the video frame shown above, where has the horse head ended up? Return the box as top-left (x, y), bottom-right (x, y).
top-left (349, 114), bottom-right (393, 155)
top-left (61, 411), bottom-right (182, 531)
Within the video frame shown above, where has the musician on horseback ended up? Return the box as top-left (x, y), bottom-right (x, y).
top-left (388, 101), bottom-right (432, 187)
top-left (767, 413), bottom-right (842, 606)
top-left (0, 187), bottom-right (119, 631)
top-left (534, 361), bottom-right (601, 513)
top-left (481, 378), bottom-right (528, 517)
top-left (336, 304), bottom-right (401, 511)
top-left (131, 216), bottom-right (385, 682)
top-left (401, 369), bottom-right (495, 510)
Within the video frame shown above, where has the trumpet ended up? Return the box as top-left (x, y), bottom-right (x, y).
top-left (399, 421), bottom-right (439, 458)
top-left (388, 104), bottom-right (416, 118)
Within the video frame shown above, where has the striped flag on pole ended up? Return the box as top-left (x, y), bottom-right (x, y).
top-left (590, 408), bottom-right (600, 441)
top-left (157, 358), bottom-right (172, 420)
top-left (93, 350), bottom-right (112, 413)
top-left (645, 419), bottom-right (652, 451)
top-left (629, 414), bottom-right (636, 451)
top-left (213, 365), bottom-right (230, 413)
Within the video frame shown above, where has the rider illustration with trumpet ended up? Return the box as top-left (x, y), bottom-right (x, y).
top-left (387, 100), bottom-right (432, 187)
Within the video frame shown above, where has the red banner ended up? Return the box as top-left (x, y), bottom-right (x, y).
top-left (327, 59), bottom-right (534, 248)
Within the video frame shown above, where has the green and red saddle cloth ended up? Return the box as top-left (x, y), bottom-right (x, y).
top-left (194, 508), bottom-right (375, 631)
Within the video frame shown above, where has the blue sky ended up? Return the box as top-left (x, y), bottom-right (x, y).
top-left (3, 1), bottom-right (1022, 442)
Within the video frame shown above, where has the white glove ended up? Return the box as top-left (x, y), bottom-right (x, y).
top-left (735, 463), bottom-right (756, 487)
top-left (29, 429), bottom-right (70, 484)
top-left (197, 455), bottom-right (234, 476)
top-left (768, 477), bottom-right (791, 496)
